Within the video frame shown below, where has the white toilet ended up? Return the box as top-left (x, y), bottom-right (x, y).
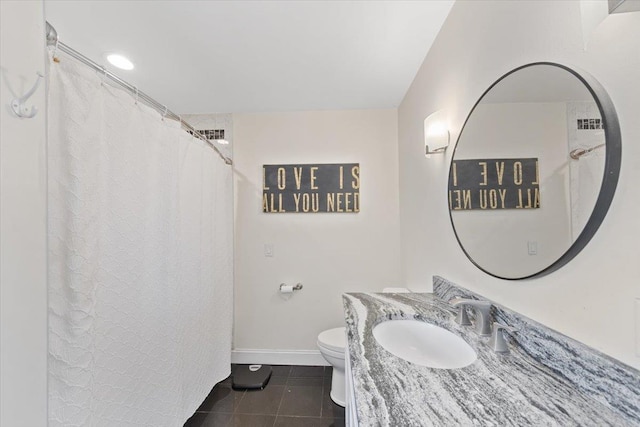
top-left (317, 327), bottom-right (347, 406)
top-left (317, 287), bottom-right (410, 407)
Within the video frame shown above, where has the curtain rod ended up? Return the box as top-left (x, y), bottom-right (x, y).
top-left (45, 22), bottom-right (233, 166)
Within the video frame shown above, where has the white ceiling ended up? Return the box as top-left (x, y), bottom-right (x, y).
top-left (45, 1), bottom-right (454, 114)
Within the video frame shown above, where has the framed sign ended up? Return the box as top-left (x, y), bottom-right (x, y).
top-left (449, 158), bottom-right (540, 210)
top-left (263, 163), bottom-right (360, 213)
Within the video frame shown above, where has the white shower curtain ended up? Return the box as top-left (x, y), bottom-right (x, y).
top-left (47, 52), bottom-right (232, 426)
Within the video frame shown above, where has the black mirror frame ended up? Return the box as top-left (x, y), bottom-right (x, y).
top-left (448, 62), bottom-right (622, 280)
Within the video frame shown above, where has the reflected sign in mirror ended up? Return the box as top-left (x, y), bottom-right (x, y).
top-left (449, 63), bottom-right (621, 280)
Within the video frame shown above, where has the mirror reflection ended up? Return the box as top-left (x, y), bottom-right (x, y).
top-left (449, 63), bottom-right (611, 279)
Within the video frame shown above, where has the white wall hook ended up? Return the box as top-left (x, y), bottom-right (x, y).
top-left (11, 72), bottom-right (43, 118)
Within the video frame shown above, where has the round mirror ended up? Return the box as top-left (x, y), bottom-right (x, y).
top-left (448, 62), bottom-right (621, 280)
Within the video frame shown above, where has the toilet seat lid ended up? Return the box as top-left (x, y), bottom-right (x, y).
top-left (318, 327), bottom-right (346, 353)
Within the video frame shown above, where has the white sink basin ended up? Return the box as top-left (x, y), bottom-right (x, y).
top-left (372, 319), bottom-right (476, 369)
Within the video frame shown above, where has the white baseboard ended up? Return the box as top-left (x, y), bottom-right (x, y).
top-left (231, 349), bottom-right (329, 366)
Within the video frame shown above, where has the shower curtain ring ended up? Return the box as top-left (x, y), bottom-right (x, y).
top-left (162, 106), bottom-right (168, 121)
top-left (134, 87), bottom-right (139, 105)
top-left (52, 39), bottom-right (60, 62)
top-left (100, 66), bottom-right (107, 86)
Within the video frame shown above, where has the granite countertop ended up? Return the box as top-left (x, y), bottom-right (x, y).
top-left (343, 291), bottom-right (638, 427)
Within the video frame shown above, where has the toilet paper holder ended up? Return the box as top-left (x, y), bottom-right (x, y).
top-left (280, 283), bottom-right (303, 292)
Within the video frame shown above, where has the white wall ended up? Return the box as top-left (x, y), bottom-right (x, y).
top-left (0, 1), bottom-right (48, 425)
top-left (233, 110), bottom-right (400, 363)
top-left (398, 0), bottom-right (640, 368)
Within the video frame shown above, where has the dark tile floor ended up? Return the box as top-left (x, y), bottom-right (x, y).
top-left (184, 364), bottom-right (345, 427)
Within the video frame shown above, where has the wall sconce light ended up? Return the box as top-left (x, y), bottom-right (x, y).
top-left (424, 111), bottom-right (450, 158)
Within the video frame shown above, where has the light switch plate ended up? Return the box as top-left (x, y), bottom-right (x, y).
top-left (527, 241), bottom-right (538, 255)
top-left (264, 243), bottom-right (274, 258)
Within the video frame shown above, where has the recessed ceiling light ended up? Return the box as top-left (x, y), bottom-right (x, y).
top-left (215, 139), bottom-right (230, 145)
top-left (106, 54), bottom-right (134, 70)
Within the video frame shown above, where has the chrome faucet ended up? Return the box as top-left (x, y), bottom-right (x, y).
top-left (488, 322), bottom-right (518, 353)
top-left (450, 298), bottom-right (493, 336)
